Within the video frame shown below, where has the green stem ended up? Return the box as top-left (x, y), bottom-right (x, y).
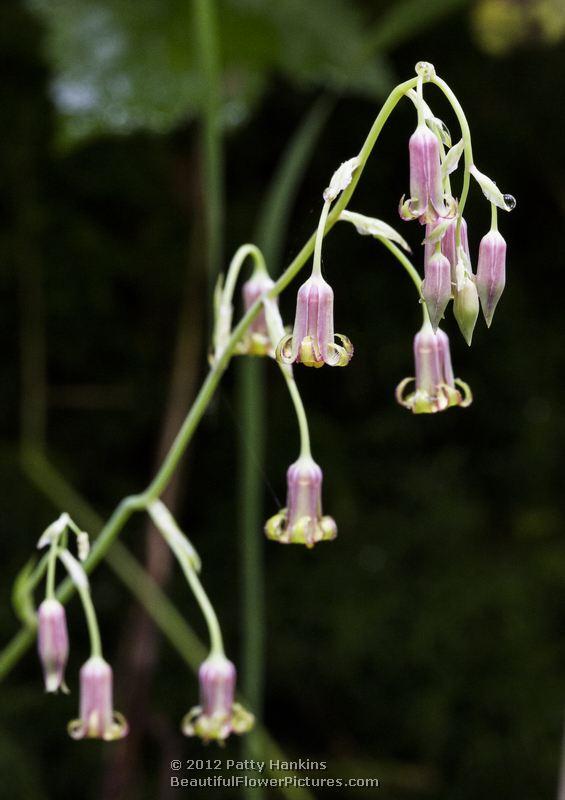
top-left (45, 540), bottom-right (58, 600)
top-left (165, 532), bottom-right (224, 656)
top-left (312, 199), bottom-right (331, 276)
top-left (282, 373), bottom-right (311, 458)
top-left (193, 0), bottom-right (223, 293)
top-left (73, 575), bottom-right (103, 658)
top-left (17, 455), bottom-right (314, 800)
top-left (224, 245), bottom-right (267, 301)
top-left (377, 237), bottom-right (423, 295)
top-left (431, 75), bottom-right (474, 243)
top-left (376, 237), bottom-right (428, 325)
top-left (491, 202), bottom-right (498, 232)
top-left (237, 358), bottom-right (265, 727)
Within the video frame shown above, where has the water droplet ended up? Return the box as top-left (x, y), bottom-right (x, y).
top-left (503, 194), bottom-right (516, 211)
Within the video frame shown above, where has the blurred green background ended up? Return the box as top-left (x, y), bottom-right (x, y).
top-left (2, 0), bottom-right (565, 798)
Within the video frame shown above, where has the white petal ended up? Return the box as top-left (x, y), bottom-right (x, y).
top-left (37, 513), bottom-right (70, 549)
top-left (148, 501), bottom-right (201, 572)
top-left (59, 548), bottom-right (89, 590)
top-left (323, 156), bottom-right (361, 202)
top-left (339, 210), bottom-right (411, 252)
top-left (441, 139), bottom-right (464, 179)
top-left (469, 164), bottom-right (513, 211)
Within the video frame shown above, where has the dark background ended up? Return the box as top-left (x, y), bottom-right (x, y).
top-left (1, 1), bottom-right (565, 798)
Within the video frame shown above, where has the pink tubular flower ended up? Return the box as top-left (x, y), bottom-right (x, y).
top-left (441, 217), bottom-right (470, 283)
top-left (239, 272), bottom-right (276, 356)
top-left (68, 656), bottom-right (128, 741)
top-left (276, 273), bottom-right (353, 368)
top-left (476, 229), bottom-right (506, 327)
top-left (37, 599), bottom-right (69, 694)
top-left (399, 124), bottom-right (456, 224)
top-left (422, 251), bottom-right (452, 332)
top-left (264, 455), bottom-right (337, 548)
top-left (396, 324), bottom-right (472, 413)
top-left (181, 655), bottom-right (254, 744)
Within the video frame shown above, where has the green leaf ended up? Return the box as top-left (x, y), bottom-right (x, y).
top-left (26, 0), bottom-right (393, 147)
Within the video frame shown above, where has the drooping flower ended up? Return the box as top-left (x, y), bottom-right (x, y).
top-left (68, 656), bottom-right (128, 741)
top-left (238, 271), bottom-right (276, 356)
top-left (182, 655), bottom-right (254, 744)
top-left (265, 455), bottom-right (337, 548)
top-left (276, 273), bottom-right (353, 368)
top-left (396, 323), bottom-right (472, 413)
top-left (422, 250), bottom-right (452, 331)
top-left (37, 598), bottom-right (69, 694)
top-left (476, 229), bottom-right (506, 327)
top-left (399, 124), bottom-right (457, 224)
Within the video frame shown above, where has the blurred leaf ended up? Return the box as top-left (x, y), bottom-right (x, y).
top-left (11, 557), bottom-right (37, 628)
top-left (26, 0), bottom-right (393, 147)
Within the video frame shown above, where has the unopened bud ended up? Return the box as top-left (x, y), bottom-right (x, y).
top-left (422, 251), bottom-right (451, 331)
top-left (454, 275), bottom-right (480, 345)
top-left (476, 229), bottom-right (506, 327)
top-left (37, 599), bottom-right (69, 694)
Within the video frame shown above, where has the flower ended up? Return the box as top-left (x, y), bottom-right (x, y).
top-left (265, 455), bottom-right (337, 548)
top-left (238, 272), bottom-right (276, 356)
top-left (68, 656), bottom-right (128, 741)
top-left (396, 323), bottom-right (472, 413)
top-left (276, 273), bottom-right (353, 368)
top-left (422, 250), bottom-right (452, 331)
top-left (476, 229), bottom-right (506, 327)
top-left (182, 655), bottom-right (254, 744)
top-left (37, 598), bottom-right (69, 693)
top-left (399, 124), bottom-right (456, 224)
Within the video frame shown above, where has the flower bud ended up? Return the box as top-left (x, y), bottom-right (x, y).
top-left (441, 217), bottom-right (469, 284)
top-left (68, 656), bottom-right (128, 741)
top-left (182, 655), bottom-right (254, 743)
top-left (37, 599), bottom-right (69, 693)
top-left (396, 324), bottom-right (472, 413)
top-left (454, 274), bottom-right (480, 346)
top-left (265, 455), bottom-right (337, 548)
top-left (476, 229), bottom-right (506, 327)
top-left (276, 273), bottom-right (353, 368)
top-left (239, 272), bottom-right (276, 356)
top-left (422, 251), bottom-right (451, 331)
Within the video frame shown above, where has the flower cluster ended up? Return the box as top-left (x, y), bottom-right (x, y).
top-left (35, 516), bottom-right (128, 742)
top-left (21, 62), bottom-right (513, 752)
top-left (400, 76), bottom-right (511, 350)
